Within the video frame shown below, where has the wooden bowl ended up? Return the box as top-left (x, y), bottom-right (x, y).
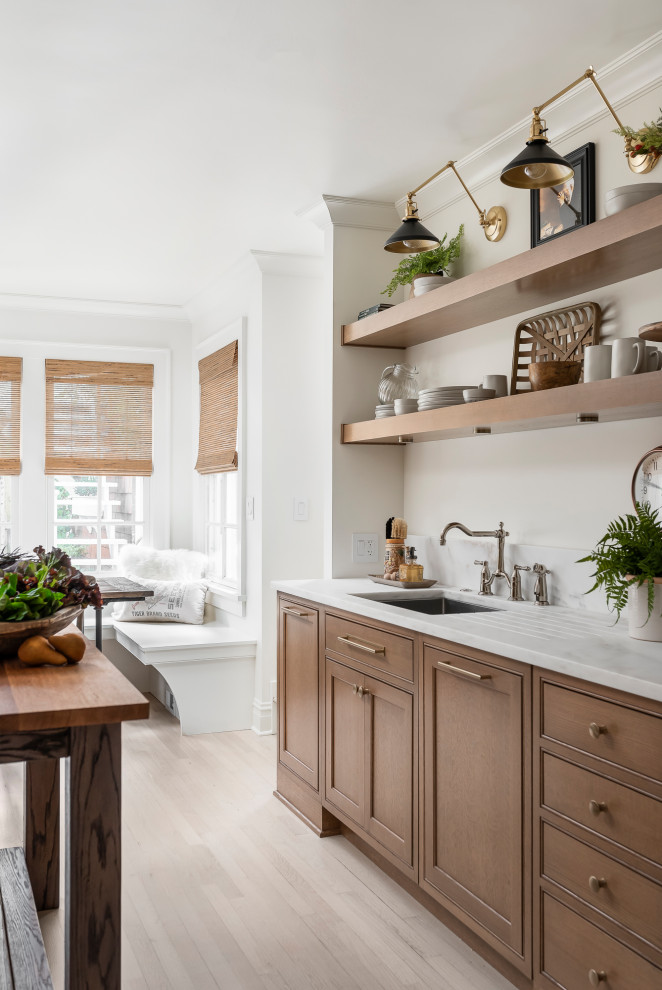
top-left (0, 605), bottom-right (83, 659)
top-left (528, 361), bottom-right (582, 391)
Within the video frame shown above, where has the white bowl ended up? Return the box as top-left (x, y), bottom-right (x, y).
top-left (463, 388), bottom-right (496, 401)
top-left (604, 183), bottom-right (662, 216)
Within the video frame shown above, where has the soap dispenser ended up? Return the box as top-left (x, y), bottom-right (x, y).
top-left (399, 546), bottom-right (424, 583)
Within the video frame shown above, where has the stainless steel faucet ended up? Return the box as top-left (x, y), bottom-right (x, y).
top-left (440, 521), bottom-right (511, 595)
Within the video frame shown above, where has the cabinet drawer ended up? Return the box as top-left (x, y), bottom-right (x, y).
top-left (325, 614), bottom-right (414, 682)
top-left (542, 682), bottom-right (662, 783)
top-left (542, 823), bottom-right (662, 952)
top-left (542, 754), bottom-right (662, 866)
top-left (541, 893), bottom-right (662, 990)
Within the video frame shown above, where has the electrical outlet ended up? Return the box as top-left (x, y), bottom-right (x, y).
top-left (352, 532), bottom-right (379, 564)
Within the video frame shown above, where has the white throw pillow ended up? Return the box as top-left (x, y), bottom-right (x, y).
top-left (118, 545), bottom-right (207, 582)
top-left (113, 579), bottom-right (208, 624)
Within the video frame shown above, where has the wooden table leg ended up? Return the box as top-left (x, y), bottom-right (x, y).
top-left (65, 723), bottom-right (121, 990)
top-left (24, 758), bottom-right (60, 911)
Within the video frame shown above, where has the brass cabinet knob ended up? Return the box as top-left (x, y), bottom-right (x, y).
top-left (352, 683), bottom-right (358, 695)
top-left (588, 875), bottom-right (607, 893)
top-left (357, 685), bottom-right (369, 698)
top-left (588, 969), bottom-right (607, 986)
top-left (589, 722), bottom-right (607, 739)
top-left (589, 799), bottom-right (608, 816)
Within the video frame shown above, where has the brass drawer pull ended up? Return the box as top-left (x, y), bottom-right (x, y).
top-left (589, 800), bottom-right (608, 817)
top-left (588, 969), bottom-right (607, 986)
top-left (589, 722), bottom-right (607, 739)
top-left (337, 635), bottom-right (385, 655)
top-left (437, 661), bottom-right (491, 682)
top-left (588, 875), bottom-right (607, 893)
top-left (282, 606), bottom-right (309, 617)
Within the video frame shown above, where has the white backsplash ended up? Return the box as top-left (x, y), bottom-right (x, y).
top-left (407, 534), bottom-right (609, 614)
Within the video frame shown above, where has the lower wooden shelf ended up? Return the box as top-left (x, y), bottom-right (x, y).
top-left (341, 371), bottom-right (662, 445)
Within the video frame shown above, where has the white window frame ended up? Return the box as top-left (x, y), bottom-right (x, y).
top-left (0, 476), bottom-right (19, 551)
top-left (48, 474), bottom-right (151, 576)
top-left (0, 339), bottom-right (170, 559)
top-left (194, 318), bottom-right (246, 615)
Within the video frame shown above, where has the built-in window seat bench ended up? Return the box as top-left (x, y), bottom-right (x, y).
top-left (110, 611), bottom-right (257, 735)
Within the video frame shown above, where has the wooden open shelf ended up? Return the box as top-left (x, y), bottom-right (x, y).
top-left (341, 372), bottom-right (662, 444)
top-left (342, 195), bottom-right (662, 349)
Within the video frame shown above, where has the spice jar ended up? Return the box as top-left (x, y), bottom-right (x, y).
top-left (384, 539), bottom-right (405, 580)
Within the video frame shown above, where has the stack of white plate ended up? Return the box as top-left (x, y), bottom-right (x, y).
top-left (418, 386), bottom-right (476, 411)
top-left (394, 398), bottom-right (419, 415)
top-left (375, 403), bottom-right (395, 418)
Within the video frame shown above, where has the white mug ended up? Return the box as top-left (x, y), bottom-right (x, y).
top-left (482, 374), bottom-right (508, 398)
top-left (643, 344), bottom-right (662, 372)
top-left (584, 344), bottom-right (612, 383)
top-left (611, 337), bottom-right (646, 377)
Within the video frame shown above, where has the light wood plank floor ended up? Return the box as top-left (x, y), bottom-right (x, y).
top-left (0, 697), bottom-right (515, 989)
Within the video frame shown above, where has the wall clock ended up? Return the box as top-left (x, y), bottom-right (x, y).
top-left (632, 446), bottom-right (662, 514)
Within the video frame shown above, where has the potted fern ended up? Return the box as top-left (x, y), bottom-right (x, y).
top-left (578, 502), bottom-right (662, 641)
top-left (382, 225), bottom-right (464, 299)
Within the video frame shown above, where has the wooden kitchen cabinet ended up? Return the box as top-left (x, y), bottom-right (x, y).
top-left (421, 642), bottom-right (531, 975)
top-left (278, 598), bottom-right (320, 790)
top-left (325, 656), bottom-right (415, 872)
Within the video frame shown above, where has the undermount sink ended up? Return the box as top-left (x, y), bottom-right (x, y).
top-left (350, 592), bottom-right (502, 616)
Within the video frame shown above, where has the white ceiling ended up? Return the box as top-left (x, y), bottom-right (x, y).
top-left (0, 1), bottom-right (659, 305)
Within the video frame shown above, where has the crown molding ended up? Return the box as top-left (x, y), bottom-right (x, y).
top-left (298, 194), bottom-right (400, 231)
top-left (0, 291), bottom-right (189, 322)
top-left (399, 30), bottom-right (662, 222)
top-left (250, 250), bottom-right (323, 278)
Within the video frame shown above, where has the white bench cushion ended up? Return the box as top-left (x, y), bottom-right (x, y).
top-left (113, 618), bottom-right (256, 665)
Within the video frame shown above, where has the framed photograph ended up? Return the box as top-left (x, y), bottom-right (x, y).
top-left (530, 142), bottom-right (595, 248)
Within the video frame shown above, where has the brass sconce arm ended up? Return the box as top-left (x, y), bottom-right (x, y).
top-left (405, 161), bottom-right (506, 243)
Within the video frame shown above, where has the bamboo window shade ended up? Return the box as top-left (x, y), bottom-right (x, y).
top-left (0, 357), bottom-right (22, 475)
top-left (44, 360), bottom-right (154, 476)
top-left (195, 341), bottom-right (238, 474)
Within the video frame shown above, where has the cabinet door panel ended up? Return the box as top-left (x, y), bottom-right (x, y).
top-left (278, 601), bottom-right (319, 790)
top-left (423, 646), bottom-right (526, 956)
top-left (365, 676), bottom-right (414, 868)
top-left (325, 659), bottom-right (365, 825)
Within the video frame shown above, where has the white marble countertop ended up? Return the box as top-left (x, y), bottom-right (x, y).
top-left (272, 578), bottom-right (662, 702)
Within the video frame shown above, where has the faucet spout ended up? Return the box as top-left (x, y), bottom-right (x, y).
top-left (439, 521), bottom-right (501, 545)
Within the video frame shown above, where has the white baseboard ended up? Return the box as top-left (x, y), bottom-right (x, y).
top-left (252, 696), bottom-right (273, 735)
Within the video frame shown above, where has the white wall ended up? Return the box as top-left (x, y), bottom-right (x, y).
top-left (0, 301), bottom-right (193, 549)
top-left (400, 80), bottom-right (662, 555)
top-left (186, 251), bottom-right (326, 731)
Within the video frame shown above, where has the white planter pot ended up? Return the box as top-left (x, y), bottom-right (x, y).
top-left (628, 579), bottom-right (662, 641)
top-left (412, 273), bottom-right (455, 297)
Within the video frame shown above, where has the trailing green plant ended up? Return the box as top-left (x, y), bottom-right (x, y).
top-left (0, 545), bottom-right (102, 622)
top-left (613, 108), bottom-right (662, 158)
top-left (381, 224), bottom-right (464, 298)
top-left (577, 502), bottom-right (662, 623)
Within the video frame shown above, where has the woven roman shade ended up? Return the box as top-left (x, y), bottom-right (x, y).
top-left (0, 357), bottom-right (22, 475)
top-left (195, 341), bottom-right (238, 474)
top-left (45, 360), bottom-right (154, 475)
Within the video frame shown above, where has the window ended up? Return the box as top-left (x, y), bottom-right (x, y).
top-left (205, 472), bottom-right (239, 588)
top-left (51, 475), bottom-right (147, 574)
top-left (0, 476), bottom-right (12, 549)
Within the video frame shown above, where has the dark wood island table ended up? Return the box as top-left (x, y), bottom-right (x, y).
top-left (0, 627), bottom-right (149, 989)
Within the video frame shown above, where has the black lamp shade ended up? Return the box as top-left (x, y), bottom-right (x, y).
top-left (384, 217), bottom-right (440, 254)
top-left (500, 139), bottom-right (575, 189)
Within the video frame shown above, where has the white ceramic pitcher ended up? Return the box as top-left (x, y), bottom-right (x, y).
top-left (611, 338), bottom-right (646, 377)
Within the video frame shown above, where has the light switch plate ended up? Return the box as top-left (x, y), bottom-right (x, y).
top-left (352, 532), bottom-right (379, 564)
top-left (293, 496), bottom-right (308, 521)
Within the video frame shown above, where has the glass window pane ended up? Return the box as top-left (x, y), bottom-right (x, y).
top-left (225, 527), bottom-right (238, 584)
top-left (225, 472), bottom-right (238, 525)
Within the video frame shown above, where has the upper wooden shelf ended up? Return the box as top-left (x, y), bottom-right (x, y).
top-left (342, 195), bottom-right (662, 349)
top-left (341, 372), bottom-right (662, 445)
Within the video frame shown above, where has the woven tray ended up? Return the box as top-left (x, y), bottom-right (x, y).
top-left (510, 302), bottom-right (602, 395)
